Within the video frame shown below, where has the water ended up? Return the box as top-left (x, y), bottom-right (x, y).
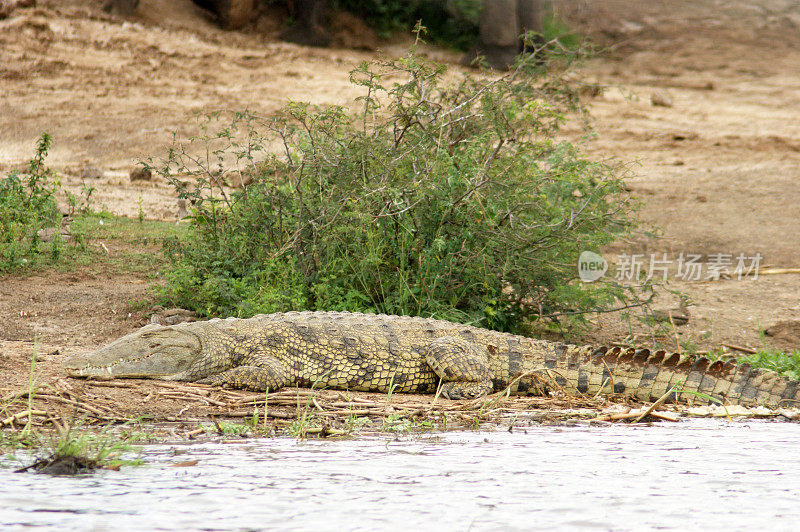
top-left (2, 419), bottom-right (799, 531)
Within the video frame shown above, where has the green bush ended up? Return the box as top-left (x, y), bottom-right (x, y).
top-left (334, 0), bottom-right (481, 47)
top-left (740, 349), bottom-right (800, 381)
top-left (156, 41), bottom-right (633, 332)
top-left (0, 133), bottom-right (61, 272)
top-left (333, 1), bottom-right (581, 52)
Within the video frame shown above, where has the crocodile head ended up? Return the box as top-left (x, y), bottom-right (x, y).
top-left (64, 322), bottom-right (205, 379)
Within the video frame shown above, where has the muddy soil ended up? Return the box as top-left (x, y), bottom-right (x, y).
top-left (1, 0), bottom-right (800, 422)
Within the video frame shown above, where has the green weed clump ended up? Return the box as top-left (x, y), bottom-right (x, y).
top-left (11, 420), bottom-right (142, 475)
top-left (156, 40), bottom-right (633, 332)
top-left (739, 349), bottom-right (800, 381)
top-left (335, 0), bottom-right (480, 46)
top-left (0, 133), bottom-right (61, 272)
top-left (334, 1), bottom-right (580, 52)
top-left (705, 343), bottom-right (800, 382)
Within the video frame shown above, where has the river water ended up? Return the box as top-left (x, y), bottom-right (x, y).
top-left (1, 419), bottom-right (799, 531)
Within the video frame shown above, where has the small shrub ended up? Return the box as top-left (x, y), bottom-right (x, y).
top-left (740, 348), bottom-right (800, 381)
top-left (335, 0), bottom-right (479, 45)
top-left (707, 345), bottom-right (800, 381)
top-left (0, 133), bottom-right (61, 272)
top-left (13, 420), bottom-right (141, 474)
top-left (155, 39), bottom-right (633, 332)
top-left (334, 1), bottom-right (580, 52)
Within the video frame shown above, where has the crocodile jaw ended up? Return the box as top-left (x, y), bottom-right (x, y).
top-left (64, 323), bottom-right (203, 379)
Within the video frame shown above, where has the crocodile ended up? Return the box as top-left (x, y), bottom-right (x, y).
top-left (64, 311), bottom-right (800, 407)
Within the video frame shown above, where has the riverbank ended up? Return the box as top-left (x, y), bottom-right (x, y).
top-left (3, 0), bottom-right (800, 440)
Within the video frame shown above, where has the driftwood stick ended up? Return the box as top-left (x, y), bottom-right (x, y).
top-left (747, 268), bottom-right (800, 276)
top-left (1, 390), bottom-right (35, 403)
top-left (301, 427), bottom-right (348, 436)
top-left (157, 391), bottom-right (227, 406)
top-left (83, 381), bottom-right (137, 389)
top-left (318, 409), bottom-right (391, 417)
top-left (150, 381), bottom-right (215, 391)
top-left (722, 343), bottom-right (757, 354)
top-left (633, 387), bottom-right (680, 423)
top-left (34, 393), bottom-right (125, 420)
top-left (326, 401), bottom-right (383, 409)
top-left (0, 409), bottom-right (48, 427)
top-left (311, 397), bottom-right (326, 412)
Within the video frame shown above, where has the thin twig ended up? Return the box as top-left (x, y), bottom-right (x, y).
top-left (722, 343), bottom-right (757, 354)
top-left (633, 385), bottom-right (680, 423)
top-left (0, 410), bottom-right (47, 427)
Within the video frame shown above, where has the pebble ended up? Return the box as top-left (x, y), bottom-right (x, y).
top-left (130, 167), bottom-right (152, 181)
top-left (81, 164), bottom-right (104, 179)
top-left (36, 227), bottom-right (71, 243)
top-left (651, 89), bottom-right (674, 107)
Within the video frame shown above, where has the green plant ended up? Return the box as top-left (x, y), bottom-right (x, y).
top-left (334, 0), bottom-right (479, 45)
top-left (288, 406), bottom-right (320, 439)
top-left (343, 413), bottom-right (370, 433)
top-left (0, 346), bottom-right (43, 450)
top-left (740, 329), bottom-right (800, 380)
top-left (13, 418), bottom-right (142, 474)
top-left (203, 420), bottom-right (251, 437)
top-left (542, 11), bottom-right (581, 51)
top-left (706, 341), bottom-right (800, 381)
top-left (22, 345), bottom-right (40, 438)
top-left (154, 38), bottom-right (633, 332)
top-left (50, 425), bottom-right (130, 464)
top-left (65, 180), bottom-right (96, 216)
top-left (0, 133), bottom-right (61, 272)
top-left (381, 413), bottom-right (435, 433)
top-left (1, 350), bottom-right (142, 472)
top-left (334, 1), bottom-right (581, 52)
top-left (739, 348), bottom-right (800, 381)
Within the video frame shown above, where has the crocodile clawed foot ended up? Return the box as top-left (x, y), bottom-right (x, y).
top-left (196, 375), bottom-right (224, 386)
top-left (440, 381), bottom-right (493, 400)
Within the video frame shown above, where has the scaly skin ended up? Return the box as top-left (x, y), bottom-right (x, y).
top-left (64, 311), bottom-right (800, 406)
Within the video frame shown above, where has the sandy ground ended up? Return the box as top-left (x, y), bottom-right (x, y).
top-left (1, 0), bottom-right (800, 422)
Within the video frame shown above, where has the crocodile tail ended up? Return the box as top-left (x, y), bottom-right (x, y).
top-left (544, 345), bottom-right (799, 408)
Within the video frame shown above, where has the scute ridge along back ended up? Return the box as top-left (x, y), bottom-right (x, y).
top-left (65, 311), bottom-right (799, 407)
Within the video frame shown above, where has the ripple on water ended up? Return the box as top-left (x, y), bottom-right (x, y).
top-left (1, 419), bottom-right (800, 531)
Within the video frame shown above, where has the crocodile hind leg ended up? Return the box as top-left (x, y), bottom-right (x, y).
top-left (196, 357), bottom-right (289, 392)
top-left (425, 337), bottom-right (493, 399)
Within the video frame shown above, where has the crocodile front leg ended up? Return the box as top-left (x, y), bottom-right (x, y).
top-left (197, 357), bottom-right (289, 391)
top-left (425, 337), bottom-right (493, 399)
